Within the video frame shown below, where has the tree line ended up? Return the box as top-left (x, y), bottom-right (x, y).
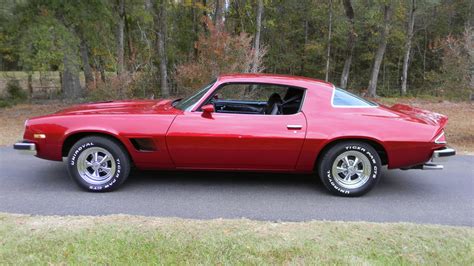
top-left (0, 0), bottom-right (472, 100)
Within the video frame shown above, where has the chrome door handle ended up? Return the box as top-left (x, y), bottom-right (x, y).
top-left (287, 125), bottom-right (302, 130)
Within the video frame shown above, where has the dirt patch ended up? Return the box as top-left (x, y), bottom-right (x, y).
top-left (415, 102), bottom-right (474, 154)
top-left (0, 101), bottom-right (473, 152)
top-left (378, 99), bottom-right (474, 154)
top-left (0, 103), bottom-right (65, 146)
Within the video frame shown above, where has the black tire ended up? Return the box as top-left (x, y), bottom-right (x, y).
top-left (67, 136), bottom-right (131, 192)
top-left (318, 142), bottom-right (381, 197)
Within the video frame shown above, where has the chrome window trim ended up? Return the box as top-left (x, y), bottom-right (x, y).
top-left (195, 81), bottom-right (307, 115)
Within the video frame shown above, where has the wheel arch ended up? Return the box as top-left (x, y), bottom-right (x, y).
top-left (315, 137), bottom-right (389, 169)
top-left (62, 131), bottom-right (133, 164)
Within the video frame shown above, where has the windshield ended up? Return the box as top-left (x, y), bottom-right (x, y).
top-left (173, 80), bottom-right (216, 111)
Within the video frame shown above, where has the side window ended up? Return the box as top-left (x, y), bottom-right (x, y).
top-left (332, 88), bottom-right (378, 107)
top-left (206, 83), bottom-right (304, 115)
top-left (216, 84), bottom-right (287, 101)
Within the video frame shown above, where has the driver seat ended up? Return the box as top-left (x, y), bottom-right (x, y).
top-left (265, 93), bottom-right (283, 115)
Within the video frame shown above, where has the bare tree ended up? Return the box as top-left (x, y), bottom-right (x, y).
top-left (153, 0), bottom-right (169, 97)
top-left (62, 50), bottom-right (82, 99)
top-left (401, 0), bottom-right (416, 95)
top-left (368, 3), bottom-right (394, 97)
top-left (116, 0), bottom-right (125, 75)
top-left (463, 26), bottom-right (473, 99)
top-left (325, 0), bottom-right (333, 82)
top-left (214, 0), bottom-right (225, 32)
top-left (340, 0), bottom-right (356, 89)
top-left (251, 0), bottom-right (263, 73)
top-left (192, 0), bottom-right (199, 57)
top-left (79, 39), bottom-right (94, 90)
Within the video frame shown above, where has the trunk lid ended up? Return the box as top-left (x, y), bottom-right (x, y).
top-left (387, 104), bottom-right (448, 128)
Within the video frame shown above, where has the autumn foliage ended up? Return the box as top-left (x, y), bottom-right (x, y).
top-left (427, 27), bottom-right (473, 99)
top-left (175, 17), bottom-right (266, 94)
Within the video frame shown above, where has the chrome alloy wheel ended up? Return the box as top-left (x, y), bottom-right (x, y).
top-left (331, 150), bottom-right (371, 189)
top-left (77, 147), bottom-right (116, 185)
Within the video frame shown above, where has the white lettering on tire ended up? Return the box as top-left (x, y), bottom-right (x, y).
top-left (70, 142), bottom-right (94, 166)
top-left (87, 158), bottom-right (121, 191)
top-left (328, 145), bottom-right (378, 194)
top-left (70, 142), bottom-right (122, 191)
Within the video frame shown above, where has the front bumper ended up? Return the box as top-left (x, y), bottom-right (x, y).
top-left (407, 147), bottom-right (456, 170)
top-left (13, 140), bottom-right (37, 155)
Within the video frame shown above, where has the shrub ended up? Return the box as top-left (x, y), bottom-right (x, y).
top-left (86, 73), bottom-right (135, 102)
top-left (175, 17), bottom-right (266, 95)
top-left (427, 27), bottom-right (473, 100)
top-left (0, 99), bottom-right (13, 108)
top-left (128, 70), bottom-right (159, 99)
top-left (0, 80), bottom-right (28, 108)
top-left (6, 80), bottom-right (27, 101)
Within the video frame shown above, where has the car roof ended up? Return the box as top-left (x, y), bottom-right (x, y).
top-left (217, 73), bottom-right (334, 90)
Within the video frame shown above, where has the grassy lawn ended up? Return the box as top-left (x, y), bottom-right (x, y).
top-left (0, 213), bottom-right (472, 265)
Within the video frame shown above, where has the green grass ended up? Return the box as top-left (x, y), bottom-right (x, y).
top-left (0, 213), bottom-right (472, 265)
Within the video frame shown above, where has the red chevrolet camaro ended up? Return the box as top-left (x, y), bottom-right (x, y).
top-left (14, 74), bottom-right (455, 196)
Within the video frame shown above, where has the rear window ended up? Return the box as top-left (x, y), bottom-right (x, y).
top-left (332, 88), bottom-right (377, 107)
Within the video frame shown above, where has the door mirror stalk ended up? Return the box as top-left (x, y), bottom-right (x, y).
top-left (201, 104), bottom-right (215, 117)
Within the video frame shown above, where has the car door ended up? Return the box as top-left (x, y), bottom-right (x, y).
top-left (166, 82), bottom-right (307, 170)
top-left (166, 112), bottom-right (307, 170)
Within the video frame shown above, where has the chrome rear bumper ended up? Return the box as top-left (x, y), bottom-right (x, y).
top-left (431, 147), bottom-right (456, 162)
top-left (405, 147), bottom-right (456, 170)
top-left (13, 141), bottom-right (37, 155)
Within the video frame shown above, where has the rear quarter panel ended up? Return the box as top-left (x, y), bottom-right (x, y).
top-left (299, 86), bottom-right (440, 170)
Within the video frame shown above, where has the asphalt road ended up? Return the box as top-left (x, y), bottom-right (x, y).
top-left (0, 147), bottom-right (472, 226)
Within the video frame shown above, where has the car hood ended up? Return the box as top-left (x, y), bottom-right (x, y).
top-left (54, 99), bottom-right (180, 115)
top-left (377, 103), bottom-right (448, 128)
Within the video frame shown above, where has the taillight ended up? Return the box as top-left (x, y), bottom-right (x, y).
top-left (434, 130), bottom-right (447, 144)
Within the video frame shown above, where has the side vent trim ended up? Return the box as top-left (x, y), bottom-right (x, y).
top-left (130, 138), bottom-right (157, 152)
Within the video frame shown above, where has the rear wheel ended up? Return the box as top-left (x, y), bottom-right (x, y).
top-left (67, 136), bottom-right (130, 192)
top-left (318, 142), bottom-right (381, 197)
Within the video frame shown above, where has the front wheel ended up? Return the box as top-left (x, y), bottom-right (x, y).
top-left (67, 136), bottom-right (131, 192)
top-left (318, 142), bottom-right (381, 197)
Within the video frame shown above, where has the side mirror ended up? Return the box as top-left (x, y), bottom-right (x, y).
top-left (201, 104), bottom-right (215, 116)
